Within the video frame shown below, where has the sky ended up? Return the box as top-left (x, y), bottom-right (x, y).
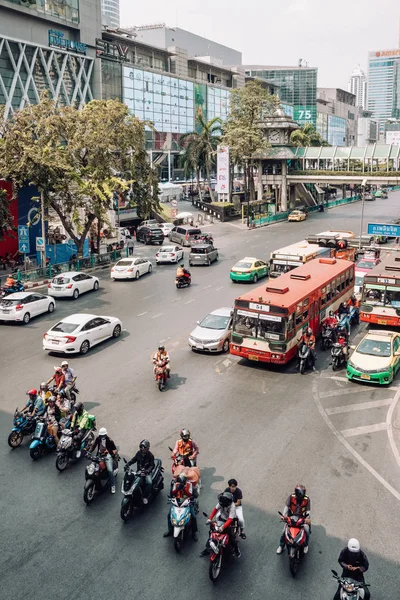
top-left (120, 0), bottom-right (400, 88)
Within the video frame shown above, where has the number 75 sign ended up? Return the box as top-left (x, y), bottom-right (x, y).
top-left (294, 106), bottom-right (315, 125)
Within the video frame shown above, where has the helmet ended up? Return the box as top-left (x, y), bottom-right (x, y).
top-left (54, 366), bottom-right (62, 373)
top-left (177, 474), bottom-right (187, 486)
top-left (348, 538), bottom-right (360, 553)
top-left (27, 388), bottom-right (37, 397)
top-left (99, 427), bottom-right (108, 436)
top-left (47, 395), bottom-right (56, 404)
top-left (329, 310), bottom-right (334, 317)
top-left (180, 428), bottom-right (191, 441)
top-left (61, 360), bottom-right (68, 367)
top-left (218, 491), bottom-right (233, 508)
top-left (294, 484), bottom-right (306, 500)
top-left (40, 382), bottom-right (48, 391)
top-left (180, 264), bottom-right (184, 268)
top-left (139, 439), bottom-right (150, 451)
top-left (307, 327), bottom-right (312, 336)
top-left (75, 402), bottom-right (84, 416)
top-left (158, 345), bottom-right (165, 352)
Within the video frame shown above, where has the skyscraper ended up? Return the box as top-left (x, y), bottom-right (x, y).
top-left (101, 0), bottom-right (120, 29)
top-left (348, 65), bottom-right (367, 109)
top-left (367, 49), bottom-right (400, 134)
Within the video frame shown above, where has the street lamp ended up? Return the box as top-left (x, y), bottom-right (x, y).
top-left (358, 178), bottom-right (367, 251)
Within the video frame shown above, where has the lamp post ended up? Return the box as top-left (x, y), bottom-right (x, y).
top-left (358, 178), bottom-right (367, 251)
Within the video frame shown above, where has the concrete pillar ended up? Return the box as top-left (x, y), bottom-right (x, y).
top-left (281, 161), bottom-right (288, 211)
top-left (258, 160), bottom-right (263, 201)
top-left (289, 185), bottom-right (296, 209)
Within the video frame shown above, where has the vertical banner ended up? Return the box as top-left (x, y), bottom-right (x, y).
top-left (216, 146), bottom-right (230, 194)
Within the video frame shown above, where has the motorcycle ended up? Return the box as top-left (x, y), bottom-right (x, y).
top-left (1, 281), bottom-right (25, 298)
top-left (8, 408), bottom-right (37, 448)
top-left (298, 342), bottom-right (314, 374)
top-left (83, 452), bottom-right (120, 504)
top-left (154, 360), bottom-right (168, 391)
top-left (321, 324), bottom-right (336, 351)
top-left (29, 418), bottom-right (58, 460)
top-left (55, 427), bottom-right (95, 472)
top-left (203, 512), bottom-right (240, 583)
top-left (120, 457), bottom-right (164, 521)
top-left (168, 496), bottom-right (197, 552)
top-left (331, 569), bottom-right (370, 599)
top-left (278, 511), bottom-right (309, 577)
top-left (175, 274), bottom-right (191, 289)
top-left (331, 342), bottom-right (348, 371)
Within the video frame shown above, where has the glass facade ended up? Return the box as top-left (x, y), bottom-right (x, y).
top-left (327, 115), bottom-right (346, 146)
top-left (245, 67), bottom-right (317, 126)
top-left (207, 87), bottom-right (230, 121)
top-left (317, 112), bottom-right (328, 140)
top-left (368, 52), bottom-right (400, 131)
top-left (101, 0), bottom-right (120, 28)
top-left (281, 102), bottom-right (294, 118)
top-left (4, 0), bottom-right (79, 24)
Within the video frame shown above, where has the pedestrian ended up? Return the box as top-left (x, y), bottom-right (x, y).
top-left (126, 238), bottom-right (134, 256)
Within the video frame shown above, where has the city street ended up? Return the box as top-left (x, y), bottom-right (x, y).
top-left (1, 196), bottom-right (400, 600)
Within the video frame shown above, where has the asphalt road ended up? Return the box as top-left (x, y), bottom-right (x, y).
top-left (1, 196), bottom-right (400, 599)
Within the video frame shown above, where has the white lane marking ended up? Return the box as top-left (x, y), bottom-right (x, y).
top-left (223, 358), bottom-right (231, 368)
top-left (327, 375), bottom-right (348, 382)
top-left (203, 285), bottom-right (212, 289)
top-left (326, 398), bottom-right (393, 415)
top-left (387, 388), bottom-right (400, 469)
top-left (185, 299), bottom-right (195, 304)
top-left (159, 339), bottom-right (167, 343)
top-left (341, 422), bottom-right (387, 438)
top-left (152, 313), bottom-right (163, 319)
top-left (143, 294), bottom-right (155, 300)
top-left (172, 298), bottom-right (182, 303)
top-left (312, 379), bottom-right (400, 502)
top-left (216, 286), bottom-right (224, 291)
top-left (319, 388), bottom-right (367, 398)
top-left (137, 311), bottom-right (148, 316)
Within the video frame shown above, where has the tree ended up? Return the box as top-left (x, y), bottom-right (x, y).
top-left (180, 137), bottom-right (206, 201)
top-left (0, 96), bottom-right (160, 256)
top-left (223, 80), bottom-right (275, 202)
top-left (180, 115), bottom-right (222, 201)
top-left (0, 188), bottom-right (13, 240)
top-left (290, 123), bottom-right (330, 147)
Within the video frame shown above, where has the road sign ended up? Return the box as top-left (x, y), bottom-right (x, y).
top-left (19, 240), bottom-right (30, 253)
top-left (367, 223), bottom-right (400, 237)
top-left (18, 225), bottom-right (29, 239)
top-left (171, 200), bottom-right (178, 207)
top-left (36, 237), bottom-right (45, 251)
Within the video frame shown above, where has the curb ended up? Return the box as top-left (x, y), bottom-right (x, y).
top-left (20, 263), bottom-right (112, 291)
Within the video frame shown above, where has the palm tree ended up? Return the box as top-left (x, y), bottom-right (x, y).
top-left (291, 124), bottom-right (330, 147)
top-left (180, 115), bottom-right (222, 201)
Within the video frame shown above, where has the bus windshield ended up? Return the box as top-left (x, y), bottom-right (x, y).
top-left (233, 310), bottom-right (286, 340)
top-left (363, 284), bottom-right (400, 307)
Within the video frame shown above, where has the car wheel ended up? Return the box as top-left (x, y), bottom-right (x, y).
top-left (215, 254), bottom-right (219, 261)
top-left (222, 339), bottom-right (230, 353)
top-left (207, 259), bottom-right (211, 266)
top-left (93, 280), bottom-right (99, 291)
top-left (79, 340), bottom-right (90, 355)
top-left (148, 264), bottom-right (153, 273)
top-left (48, 302), bottom-right (55, 313)
top-left (253, 274), bottom-right (258, 283)
top-left (189, 262), bottom-right (192, 267)
top-left (135, 271), bottom-right (140, 280)
top-left (73, 288), bottom-right (79, 300)
top-left (113, 324), bottom-right (121, 338)
top-left (23, 312), bottom-right (30, 324)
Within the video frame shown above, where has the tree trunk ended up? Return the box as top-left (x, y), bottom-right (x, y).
top-left (49, 199), bottom-right (95, 258)
top-left (96, 218), bottom-right (102, 253)
top-left (206, 163), bottom-right (215, 202)
top-left (196, 169), bottom-right (203, 201)
top-left (249, 161), bottom-right (255, 202)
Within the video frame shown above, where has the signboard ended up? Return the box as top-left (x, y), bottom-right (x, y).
top-left (294, 105), bottom-right (317, 126)
top-left (19, 240), bottom-right (30, 253)
top-left (18, 225), bottom-right (30, 254)
top-left (367, 223), bottom-right (400, 237)
top-left (48, 30), bottom-right (87, 55)
top-left (216, 146), bottom-right (230, 194)
top-left (36, 237), bottom-right (45, 251)
top-left (96, 39), bottom-right (129, 62)
top-left (386, 131), bottom-right (400, 146)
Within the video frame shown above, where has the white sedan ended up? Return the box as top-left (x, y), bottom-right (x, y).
top-left (155, 245), bottom-right (184, 264)
top-left (159, 223), bottom-right (175, 237)
top-left (111, 258), bottom-right (153, 280)
top-left (43, 313), bottom-right (122, 355)
top-left (0, 292), bottom-right (56, 324)
top-left (48, 272), bottom-right (99, 299)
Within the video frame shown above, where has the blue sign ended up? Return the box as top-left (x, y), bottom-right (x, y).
top-left (48, 30), bottom-right (87, 55)
top-left (19, 240), bottom-right (30, 254)
top-left (18, 225), bottom-right (29, 239)
top-left (367, 223), bottom-right (400, 237)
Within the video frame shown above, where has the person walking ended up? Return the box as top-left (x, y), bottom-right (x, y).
top-left (126, 238), bottom-right (134, 256)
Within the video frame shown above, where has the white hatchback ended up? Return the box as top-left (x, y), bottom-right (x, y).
top-left (111, 258), bottom-right (153, 280)
top-left (0, 292), bottom-right (56, 324)
top-left (159, 223), bottom-right (175, 237)
top-left (43, 313), bottom-right (122, 355)
top-left (156, 245), bottom-right (184, 264)
top-left (48, 272), bottom-right (100, 299)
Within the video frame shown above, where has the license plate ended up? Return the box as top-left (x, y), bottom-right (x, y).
top-left (377, 319), bottom-right (386, 325)
top-left (196, 344), bottom-right (204, 350)
top-left (1, 310), bottom-right (10, 314)
top-left (248, 354), bottom-right (259, 361)
top-left (162, 254), bottom-right (168, 258)
top-left (51, 339), bottom-right (60, 345)
top-left (54, 287), bottom-right (61, 291)
top-left (360, 373), bottom-right (370, 380)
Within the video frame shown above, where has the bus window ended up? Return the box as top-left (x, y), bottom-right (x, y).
top-left (287, 314), bottom-right (294, 333)
top-left (340, 274), bottom-right (346, 291)
top-left (295, 303), bottom-right (303, 326)
top-left (387, 287), bottom-right (400, 307)
top-left (303, 309), bottom-right (309, 322)
top-left (258, 314), bottom-right (285, 339)
top-left (364, 285), bottom-right (385, 305)
top-left (233, 313), bottom-right (258, 337)
top-left (326, 282), bottom-right (332, 302)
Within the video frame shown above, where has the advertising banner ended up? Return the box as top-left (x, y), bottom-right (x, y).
top-left (294, 105), bottom-right (317, 126)
top-left (216, 146), bottom-right (230, 194)
top-left (386, 131), bottom-right (400, 146)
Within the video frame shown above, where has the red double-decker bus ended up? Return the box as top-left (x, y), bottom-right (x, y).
top-left (230, 257), bottom-right (355, 365)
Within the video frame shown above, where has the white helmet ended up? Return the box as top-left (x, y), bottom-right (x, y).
top-left (348, 538), bottom-right (360, 553)
top-left (99, 427), bottom-right (108, 436)
top-left (61, 360), bottom-right (69, 367)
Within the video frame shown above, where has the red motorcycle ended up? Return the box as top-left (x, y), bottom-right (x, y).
top-left (278, 511), bottom-right (309, 577)
top-left (203, 512), bottom-right (239, 583)
top-left (154, 360), bottom-right (168, 391)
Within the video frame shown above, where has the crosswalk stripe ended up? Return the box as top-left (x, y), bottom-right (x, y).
top-left (319, 388), bottom-right (369, 398)
top-left (326, 398), bottom-right (393, 415)
top-left (341, 423), bottom-right (387, 438)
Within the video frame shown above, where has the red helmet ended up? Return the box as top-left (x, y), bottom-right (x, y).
top-left (27, 388), bottom-right (37, 397)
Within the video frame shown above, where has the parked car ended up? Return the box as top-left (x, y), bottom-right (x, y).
top-left (155, 245), bottom-right (184, 264)
top-left (159, 223), bottom-right (175, 237)
top-left (111, 258), bottom-right (152, 280)
top-left (43, 313), bottom-right (122, 355)
top-left (0, 292), bottom-right (55, 324)
top-left (347, 330), bottom-right (400, 385)
top-left (230, 257), bottom-right (269, 283)
top-left (364, 192), bottom-right (375, 201)
top-left (168, 226), bottom-right (202, 247)
top-left (136, 226), bottom-right (164, 245)
top-left (189, 243), bottom-right (218, 266)
top-left (48, 272), bottom-right (99, 299)
top-left (288, 210), bottom-right (307, 222)
top-left (188, 307), bottom-right (233, 353)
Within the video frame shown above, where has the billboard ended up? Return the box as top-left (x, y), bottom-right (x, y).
top-left (386, 131), bottom-right (400, 145)
top-left (216, 146), bottom-right (230, 194)
top-left (294, 105), bottom-right (317, 126)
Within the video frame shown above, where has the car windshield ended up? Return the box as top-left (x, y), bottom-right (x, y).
top-left (161, 247), bottom-right (175, 253)
top-left (355, 275), bottom-right (365, 287)
top-left (363, 284), bottom-right (400, 307)
top-left (150, 229), bottom-right (163, 234)
top-left (117, 260), bottom-right (134, 267)
top-left (188, 229), bottom-right (201, 236)
top-left (191, 247), bottom-right (207, 254)
top-left (1, 298), bottom-right (21, 307)
top-left (356, 260), bottom-right (375, 269)
top-left (234, 262), bottom-right (253, 269)
top-left (51, 321), bottom-right (79, 333)
top-left (52, 277), bottom-right (70, 284)
top-left (200, 314), bottom-right (230, 330)
top-left (357, 339), bottom-right (392, 358)
top-left (233, 310), bottom-right (286, 339)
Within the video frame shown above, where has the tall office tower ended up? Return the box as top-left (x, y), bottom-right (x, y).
top-left (101, 0), bottom-right (120, 28)
top-left (348, 65), bottom-right (367, 109)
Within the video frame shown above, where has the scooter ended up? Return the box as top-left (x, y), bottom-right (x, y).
top-left (321, 325), bottom-right (335, 351)
top-left (298, 342), bottom-right (314, 374)
top-left (155, 360), bottom-right (168, 391)
top-left (29, 418), bottom-right (58, 460)
top-left (168, 496), bottom-right (197, 552)
top-left (8, 408), bottom-right (37, 448)
top-left (175, 274), bottom-right (191, 289)
top-left (55, 427), bottom-right (95, 472)
top-left (120, 457), bottom-right (164, 521)
top-left (331, 342), bottom-right (348, 371)
top-left (83, 452), bottom-right (120, 504)
top-left (1, 281), bottom-right (25, 298)
top-left (279, 511), bottom-right (309, 577)
top-left (331, 569), bottom-right (370, 599)
top-left (203, 512), bottom-right (240, 583)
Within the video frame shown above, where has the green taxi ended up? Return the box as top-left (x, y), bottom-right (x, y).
top-left (347, 330), bottom-right (400, 385)
top-left (230, 257), bottom-right (269, 283)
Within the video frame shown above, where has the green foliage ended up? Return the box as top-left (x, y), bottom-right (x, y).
top-left (290, 124), bottom-right (330, 147)
top-left (0, 188), bottom-right (14, 240)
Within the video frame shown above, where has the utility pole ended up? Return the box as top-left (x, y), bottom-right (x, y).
top-left (41, 191), bottom-right (46, 268)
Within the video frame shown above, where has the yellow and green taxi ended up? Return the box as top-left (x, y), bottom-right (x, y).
top-left (347, 330), bottom-right (400, 385)
top-left (230, 257), bottom-right (269, 283)
top-left (288, 209), bottom-right (307, 222)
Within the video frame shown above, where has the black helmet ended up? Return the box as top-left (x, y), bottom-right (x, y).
top-left (177, 474), bottom-right (187, 486)
top-left (218, 491), bottom-right (233, 508)
top-left (139, 439), bottom-right (150, 451)
top-left (75, 402), bottom-right (84, 416)
top-left (294, 484), bottom-right (306, 500)
top-left (180, 428), bottom-right (190, 441)
top-left (180, 264), bottom-right (184, 268)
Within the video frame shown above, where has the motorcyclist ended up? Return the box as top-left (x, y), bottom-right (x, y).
top-left (200, 491), bottom-right (240, 558)
top-left (299, 327), bottom-right (316, 370)
top-left (333, 539), bottom-right (370, 600)
top-left (277, 484), bottom-right (311, 554)
top-left (89, 427), bottom-right (118, 494)
top-left (163, 473), bottom-right (198, 540)
top-left (176, 263), bottom-right (191, 283)
top-left (324, 310), bottom-right (339, 330)
top-left (171, 428), bottom-right (199, 467)
top-left (44, 395), bottom-right (61, 446)
top-left (21, 388), bottom-right (46, 417)
top-left (4, 275), bottom-right (16, 288)
top-left (55, 390), bottom-right (71, 421)
top-left (38, 382), bottom-right (52, 405)
top-left (60, 360), bottom-right (76, 400)
top-left (47, 367), bottom-right (65, 393)
top-left (125, 439), bottom-right (155, 505)
top-left (338, 301), bottom-right (350, 318)
top-left (153, 345), bottom-right (170, 378)
top-left (226, 478), bottom-right (246, 539)
top-left (70, 402), bottom-right (91, 448)
top-left (335, 325), bottom-right (349, 359)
